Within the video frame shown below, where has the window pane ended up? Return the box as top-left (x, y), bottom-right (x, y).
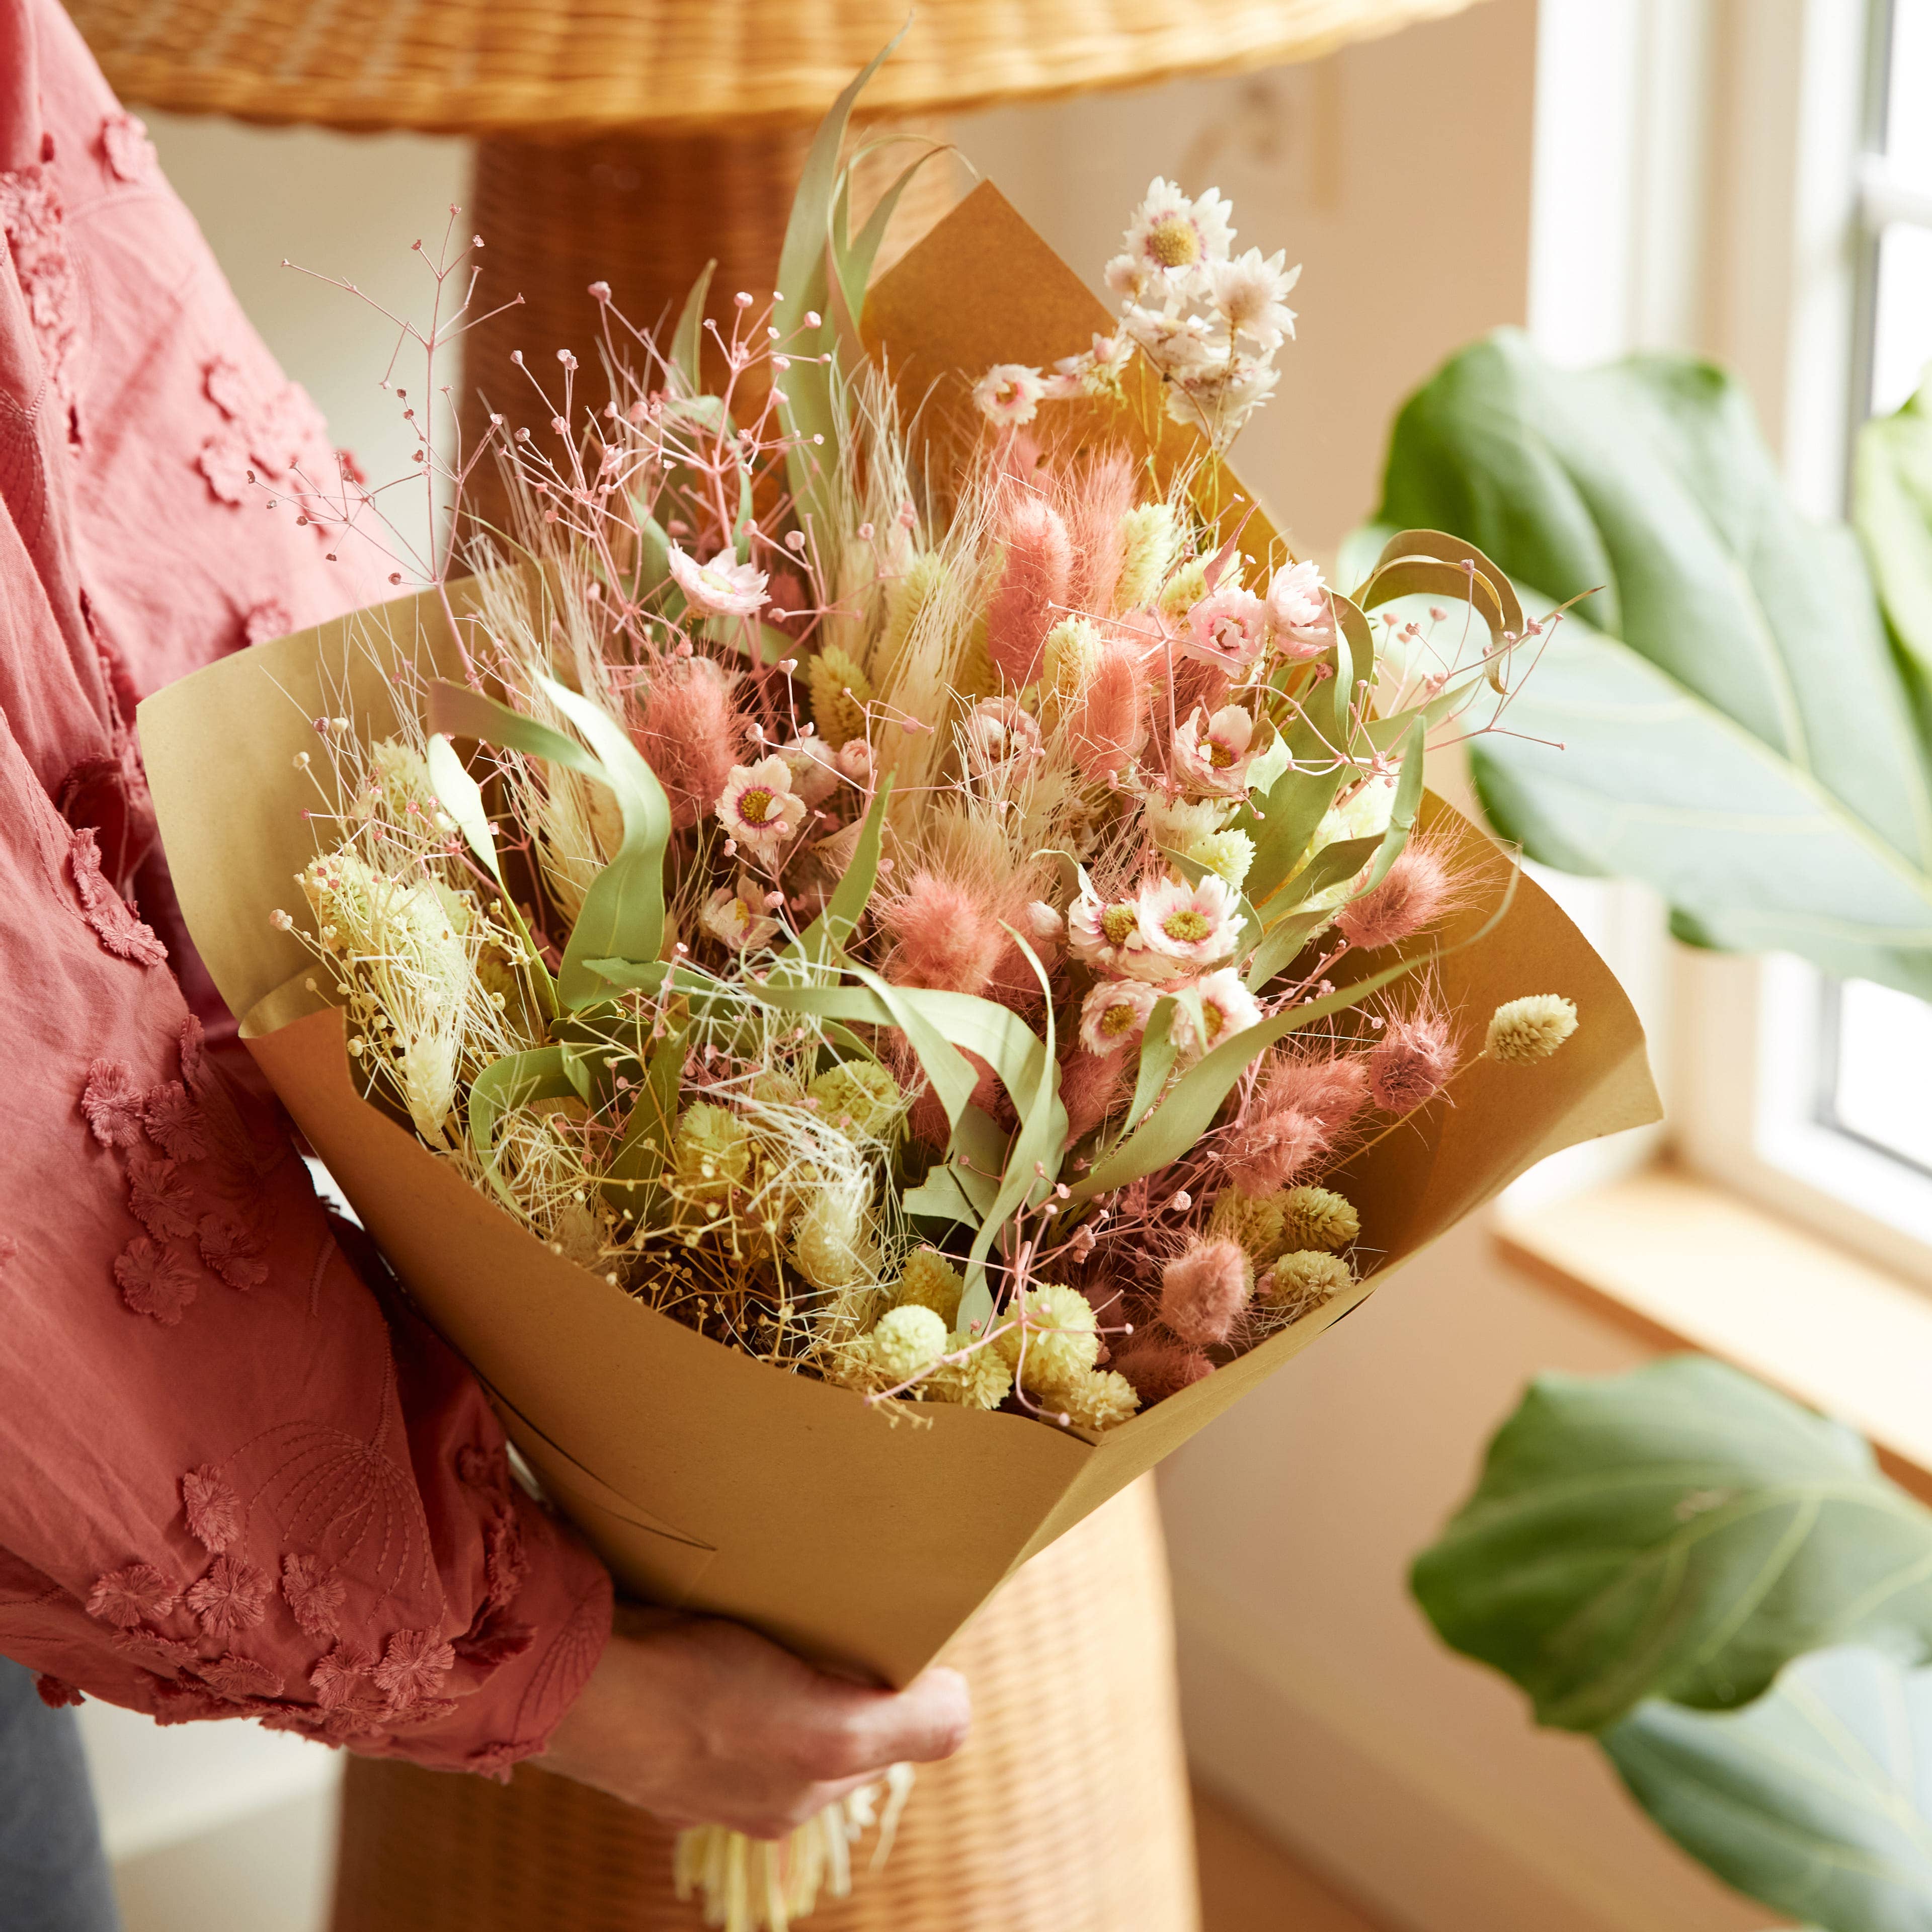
top-left (1827, 978), bottom-right (1932, 1173)
top-left (1887, 0), bottom-right (1932, 178)
top-left (1871, 222), bottom-right (1932, 416)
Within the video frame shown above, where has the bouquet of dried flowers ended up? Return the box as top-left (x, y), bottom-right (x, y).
top-left (141, 47), bottom-right (1654, 1931)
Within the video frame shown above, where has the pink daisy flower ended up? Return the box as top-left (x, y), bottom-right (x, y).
top-left (1068, 886), bottom-right (1161, 980)
top-left (972, 363), bottom-right (1046, 427)
top-left (1171, 967), bottom-right (1263, 1059)
top-left (1171, 704), bottom-right (1258, 796)
top-left (1079, 980), bottom-right (1160, 1055)
top-left (1136, 874), bottom-right (1241, 973)
top-left (1183, 587), bottom-right (1269, 673)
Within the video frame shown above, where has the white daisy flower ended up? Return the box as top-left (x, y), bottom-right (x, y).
top-left (1122, 178), bottom-right (1235, 282)
top-left (667, 542), bottom-right (769, 617)
top-left (700, 878), bottom-right (779, 951)
top-left (972, 363), bottom-right (1047, 427)
top-left (1136, 873), bottom-right (1242, 972)
top-left (714, 756), bottom-right (806, 861)
top-left (1069, 885), bottom-right (1167, 980)
top-left (1171, 968), bottom-right (1263, 1059)
top-left (1080, 979), bottom-right (1160, 1055)
top-left (1209, 248), bottom-right (1302, 352)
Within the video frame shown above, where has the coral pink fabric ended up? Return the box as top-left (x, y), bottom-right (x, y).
top-left (0, 0), bottom-right (611, 1774)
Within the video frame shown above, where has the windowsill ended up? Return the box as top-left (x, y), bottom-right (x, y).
top-left (1495, 1161), bottom-right (1932, 1505)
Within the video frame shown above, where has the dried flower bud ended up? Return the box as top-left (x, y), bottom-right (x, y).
top-left (1486, 994), bottom-right (1578, 1064)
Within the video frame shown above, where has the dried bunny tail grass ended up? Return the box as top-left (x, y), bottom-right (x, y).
top-left (1256, 1044), bottom-right (1371, 1137)
top-left (635, 653), bottom-right (749, 831)
top-left (1159, 1238), bottom-right (1253, 1345)
top-left (1058, 450), bottom-right (1137, 620)
top-left (876, 869), bottom-right (1007, 997)
top-left (1368, 979), bottom-right (1463, 1114)
top-left (1334, 829), bottom-right (1473, 954)
top-left (1112, 500), bottom-right (1185, 615)
top-left (1064, 633), bottom-right (1149, 786)
top-left (985, 492), bottom-right (1072, 688)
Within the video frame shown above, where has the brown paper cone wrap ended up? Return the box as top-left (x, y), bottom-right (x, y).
top-left (137, 187), bottom-right (1658, 1689)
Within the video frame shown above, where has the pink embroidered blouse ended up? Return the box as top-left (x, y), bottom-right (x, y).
top-left (0, 0), bottom-right (613, 1776)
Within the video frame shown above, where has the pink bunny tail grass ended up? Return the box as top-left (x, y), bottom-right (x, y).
top-left (1113, 1336), bottom-right (1216, 1402)
top-left (1257, 1049), bottom-right (1371, 1138)
top-left (987, 495), bottom-right (1073, 687)
top-left (1335, 832), bottom-right (1467, 953)
top-left (1061, 451), bottom-right (1137, 618)
top-left (879, 870), bottom-right (1007, 998)
top-left (1061, 1042), bottom-right (1130, 1146)
top-left (1068, 637), bottom-right (1149, 785)
top-left (1369, 992), bottom-right (1462, 1114)
top-left (1160, 1238), bottom-right (1252, 1345)
top-left (634, 654), bottom-right (745, 830)
top-left (1221, 1104), bottom-right (1329, 1196)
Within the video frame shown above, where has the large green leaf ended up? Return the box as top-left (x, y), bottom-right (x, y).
top-left (1858, 381), bottom-right (1932, 687)
top-left (1377, 330), bottom-right (1932, 997)
top-left (1604, 1648), bottom-right (1932, 1932)
top-left (1412, 1357), bottom-right (1932, 1733)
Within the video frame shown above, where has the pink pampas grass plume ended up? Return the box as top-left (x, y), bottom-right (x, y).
top-left (879, 871), bottom-right (1005, 998)
top-left (987, 495), bottom-right (1072, 687)
top-left (633, 655), bottom-right (745, 829)
top-left (1335, 833), bottom-right (1465, 953)
top-left (1061, 453), bottom-right (1136, 619)
top-left (1369, 992), bottom-right (1462, 1113)
top-left (1160, 1238), bottom-right (1252, 1345)
top-left (1113, 1337), bottom-right (1215, 1402)
top-left (1067, 637), bottom-right (1148, 784)
top-left (1061, 1042), bottom-right (1129, 1146)
top-left (1220, 1104), bottom-right (1329, 1196)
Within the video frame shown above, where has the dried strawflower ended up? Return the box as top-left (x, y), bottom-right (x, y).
top-left (1080, 979), bottom-right (1158, 1055)
top-left (1266, 559), bottom-right (1331, 659)
top-left (1278, 1185), bottom-right (1358, 1253)
top-left (668, 543), bottom-right (769, 617)
top-left (715, 757), bottom-right (807, 862)
top-left (1170, 968), bottom-right (1262, 1059)
top-left (1487, 994), bottom-right (1578, 1064)
top-left (973, 363), bottom-right (1046, 427)
top-left (1182, 590), bottom-right (1269, 676)
top-left (700, 878), bottom-right (780, 951)
top-left (1172, 704), bottom-right (1257, 796)
top-left (1160, 1238), bottom-right (1252, 1345)
top-left (1136, 873), bottom-right (1242, 975)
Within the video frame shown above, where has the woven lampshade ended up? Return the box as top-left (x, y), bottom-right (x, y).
top-left (329, 1479), bottom-right (1199, 1931)
top-left (69, 0), bottom-right (1486, 135)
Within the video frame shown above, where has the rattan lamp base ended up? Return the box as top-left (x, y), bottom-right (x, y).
top-left (329, 1478), bottom-right (1198, 1931)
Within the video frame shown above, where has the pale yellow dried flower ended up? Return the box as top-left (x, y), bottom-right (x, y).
top-left (1487, 994), bottom-right (1579, 1064)
top-left (924, 1341), bottom-right (1013, 1410)
top-left (1279, 1184), bottom-right (1359, 1253)
top-left (1114, 503), bottom-right (1183, 614)
top-left (673, 1102), bottom-right (752, 1206)
top-left (807, 1062), bottom-right (903, 1139)
top-left (994, 1282), bottom-right (1100, 1394)
top-left (893, 1249), bottom-right (964, 1326)
top-left (1055, 1365), bottom-right (1142, 1433)
top-left (1187, 828), bottom-right (1256, 889)
top-left (1260, 1249), bottom-right (1353, 1312)
top-left (1209, 1188), bottom-right (1286, 1266)
top-left (807, 645), bottom-right (872, 750)
top-left (866, 1304), bottom-right (949, 1382)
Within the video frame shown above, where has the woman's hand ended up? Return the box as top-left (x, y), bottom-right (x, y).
top-left (537, 1606), bottom-right (971, 1838)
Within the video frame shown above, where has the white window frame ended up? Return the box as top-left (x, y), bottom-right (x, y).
top-left (1667, 0), bottom-right (1932, 1285)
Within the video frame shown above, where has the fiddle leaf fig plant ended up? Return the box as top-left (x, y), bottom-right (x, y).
top-left (1369, 331), bottom-right (1932, 1000)
top-left (1414, 1359), bottom-right (1932, 1932)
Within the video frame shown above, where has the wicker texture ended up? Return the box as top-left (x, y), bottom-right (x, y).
top-left (329, 1477), bottom-right (1198, 1931)
top-left (68, 0), bottom-right (1487, 134)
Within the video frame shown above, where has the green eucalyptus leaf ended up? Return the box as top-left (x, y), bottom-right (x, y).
top-left (1604, 1649), bottom-right (1932, 1932)
top-left (777, 782), bottom-right (891, 980)
top-left (1857, 379), bottom-right (1932, 686)
top-left (1411, 1356), bottom-right (1932, 1734)
top-left (1121, 998), bottom-right (1179, 1138)
top-left (1377, 330), bottom-right (1932, 998)
top-left (1239, 759), bottom-right (1346, 908)
top-left (670, 260), bottom-right (716, 397)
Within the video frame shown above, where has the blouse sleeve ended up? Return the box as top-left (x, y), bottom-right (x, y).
top-left (0, 0), bottom-right (613, 1776)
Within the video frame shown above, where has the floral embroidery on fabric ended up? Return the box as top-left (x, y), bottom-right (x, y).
top-left (147, 1675), bottom-right (230, 1726)
top-left (34, 1674), bottom-right (84, 1708)
top-left (115, 1236), bottom-right (198, 1324)
top-left (98, 113), bottom-right (156, 185)
top-left (195, 1654), bottom-right (284, 1702)
top-left (197, 1210), bottom-right (267, 1291)
top-left (372, 1629), bottom-right (455, 1712)
top-left (127, 1150), bottom-right (199, 1241)
top-left (0, 156), bottom-right (78, 398)
top-left (82, 1061), bottom-right (144, 1149)
top-left (483, 1504), bottom-right (527, 1612)
top-left (309, 1641), bottom-right (376, 1710)
top-left (142, 1082), bottom-right (208, 1161)
top-left (110, 1628), bottom-right (200, 1672)
top-left (86, 1563), bottom-right (179, 1628)
top-left (179, 1014), bottom-right (209, 1094)
top-left (184, 1555), bottom-right (270, 1637)
top-left (69, 828), bottom-right (167, 967)
top-left (197, 432), bottom-right (252, 507)
top-left (280, 1553), bottom-right (345, 1639)
top-left (244, 599), bottom-right (293, 647)
top-left (181, 1466), bottom-right (242, 1552)
top-left (203, 357), bottom-right (253, 421)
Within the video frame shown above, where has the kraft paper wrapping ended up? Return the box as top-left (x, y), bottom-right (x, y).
top-left (137, 186), bottom-right (1660, 1687)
